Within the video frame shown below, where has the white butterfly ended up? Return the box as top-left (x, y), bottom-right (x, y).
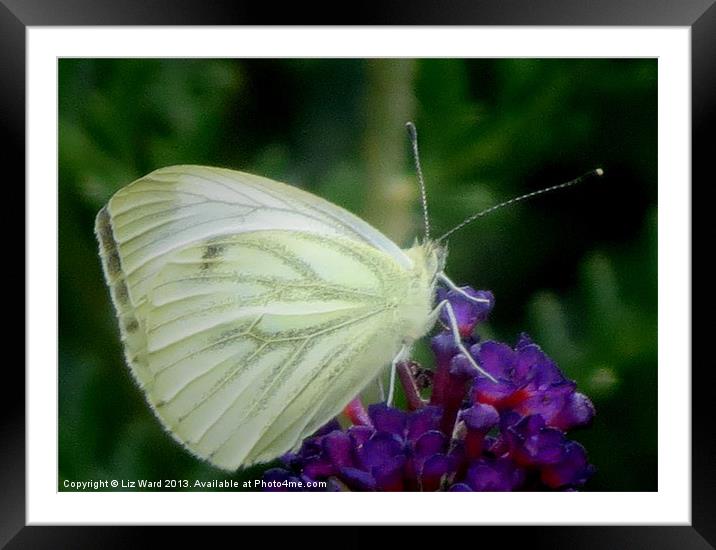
top-left (96, 125), bottom-right (595, 471)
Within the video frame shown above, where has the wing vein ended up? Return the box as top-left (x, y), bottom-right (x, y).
top-left (194, 307), bottom-right (386, 451)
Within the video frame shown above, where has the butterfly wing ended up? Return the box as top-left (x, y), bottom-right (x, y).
top-left (96, 165), bottom-right (412, 387)
top-left (96, 166), bottom-right (421, 470)
top-left (143, 230), bottom-right (412, 469)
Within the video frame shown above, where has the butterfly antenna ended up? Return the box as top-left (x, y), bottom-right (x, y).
top-left (406, 121), bottom-right (431, 241)
top-left (437, 168), bottom-right (604, 242)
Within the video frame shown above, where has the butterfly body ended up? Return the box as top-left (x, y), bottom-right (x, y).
top-left (96, 165), bottom-right (445, 469)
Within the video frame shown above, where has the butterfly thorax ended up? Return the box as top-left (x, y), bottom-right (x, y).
top-left (397, 240), bottom-right (446, 341)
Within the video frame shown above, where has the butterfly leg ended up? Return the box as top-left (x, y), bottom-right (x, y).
top-left (438, 273), bottom-right (491, 305)
top-left (435, 299), bottom-right (498, 383)
top-left (386, 345), bottom-right (408, 406)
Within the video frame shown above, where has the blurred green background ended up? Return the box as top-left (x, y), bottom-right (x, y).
top-left (59, 58), bottom-right (657, 491)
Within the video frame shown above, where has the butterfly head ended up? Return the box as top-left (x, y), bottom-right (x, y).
top-left (404, 238), bottom-right (447, 285)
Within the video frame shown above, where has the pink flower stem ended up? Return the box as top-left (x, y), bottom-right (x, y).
top-left (431, 356), bottom-right (472, 435)
top-left (397, 361), bottom-right (427, 411)
top-left (343, 396), bottom-right (373, 427)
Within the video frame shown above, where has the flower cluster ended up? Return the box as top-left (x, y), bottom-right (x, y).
top-left (263, 286), bottom-right (595, 491)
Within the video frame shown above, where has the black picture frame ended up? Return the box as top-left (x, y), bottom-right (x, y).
top-left (8, 1), bottom-right (710, 547)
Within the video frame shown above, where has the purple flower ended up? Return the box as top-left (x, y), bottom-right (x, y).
top-left (471, 334), bottom-right (595, 432)
top-left (437, 287), bottom-right (494, 337)
top-left (504, 414), bottom-right (568, 466)
top-left (464, 457), bottom-right (526, 491)
top-left (461, 403), bottom-right (499, 459)
top-left (262, 286), bottom-right (596, 491)
top-left (540, 440), bottom-right (596, 489)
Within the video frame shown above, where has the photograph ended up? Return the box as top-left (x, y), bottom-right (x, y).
top-left (58, 57), bottom-right (657, 493)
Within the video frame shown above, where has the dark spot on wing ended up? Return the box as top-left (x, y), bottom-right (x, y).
top-left (107, 251), bottom-right (122, 277)
top-left (96, 207), bottom-right (113, 243)
top-left (200, 243), bottom-right (225, 271)
top-left (125, 317), bottom-right (139, 333)
top-left (96, 208), bottom-right (119, 258)
top-left (114, 280), bottom-right (130, 305)
top-left (202, 244), bottom-right (225, 260)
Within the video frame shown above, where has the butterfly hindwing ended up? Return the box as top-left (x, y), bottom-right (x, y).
top-left (147, 230), bottom-right (414, 469)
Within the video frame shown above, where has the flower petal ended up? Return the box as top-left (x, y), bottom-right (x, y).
top-left (359, 431), bottom-right (405, 470)
top-left (420, 454), bottom-right (454, 492)
top-left (506, 415), bottom-right (567, 466)
top-left (449, 482), bottom-right (473, 491)
top-left (466, 457), bottom-right (525, 491)
top-left (438, 287), bottom-right (494, 337)
top-left (339, 467), bottom-right (377, 491)
top-left (322, 431), bottom-right (355, 469)
top-left (368, 403), bottom-right (408, 436)
top-left (406, 405), bottom-right (442, 441)
top-left (461, 403), bottom-right (500, 432)
top-left (414, 430), bottom-right (448, 459)
top-left (540, 441), bottom-right (596, 489)
top-left (373, 455), bottom-right (407, 491)
top-left (551, 392), bottom-right (596, 430)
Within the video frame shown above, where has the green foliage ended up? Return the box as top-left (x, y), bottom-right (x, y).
top-left (59, 58), bottom-right (656, 491)
top-left (526, 210), bottom-right (657, 490)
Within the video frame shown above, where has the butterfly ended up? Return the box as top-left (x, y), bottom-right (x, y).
top-left (96, 123), bottom-right (598, 471)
